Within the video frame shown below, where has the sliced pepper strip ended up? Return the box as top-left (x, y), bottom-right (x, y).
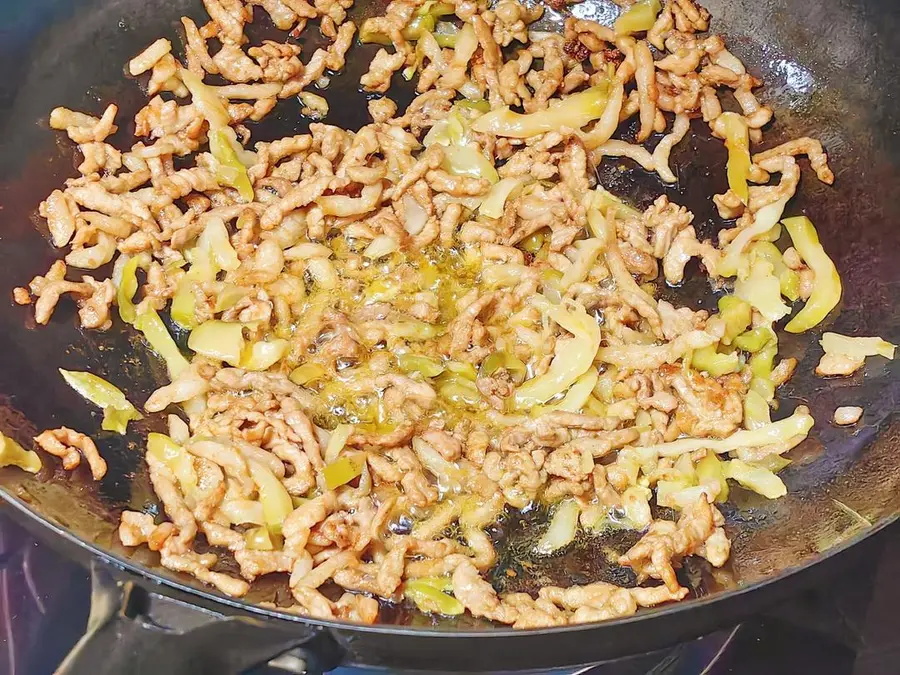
top-left (210, 128), bottom-right (255, 203)
top-left (248, 460), bottom-right (294, 535)
top-left (59, 369), bottom-right (142, 434)
top-left (718, 198), bottom-right (787, 277)
top-left (735, 259), bottom-right (791, 323)
top-left (820, 332), bottom-right (896, 360)
top-left (181, 70), bottom-right (254, 203)
top-left (723, 458), bottom-right (787, 499)
top-left (0, 433), bottom-right (42, 473)
top-left (614, 0), bottom-right (662, 35)
top-left (472, 85), bottom-right (610, 138)
top-left (323, 453), bottom-right (364, 490)
top-left (170, 279), bottom-right (198, 329)
top-left (404, 580), bottom-right (465, 615)
top-left (188, 320), bottom-right (246, 367)
top-left (691, 345), bottom-right (740, 377)
top-left (116, 255), bottom-right (140, 325)
top-left (718, 112), bottom-right (751, 205)
top-left (147, 432), bottom-right (197, 494)
top-left (717, 296), bottom-right (752, 344)
top-left (360, 13), bottom-right (436, 45)
top-left (783, 216), bottom-right (842, 333)
top-left (133, 308), bottom-right (190, 378)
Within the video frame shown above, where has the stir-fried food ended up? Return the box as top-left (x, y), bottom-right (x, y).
top-left (12, 0), bottom-right (897, 627)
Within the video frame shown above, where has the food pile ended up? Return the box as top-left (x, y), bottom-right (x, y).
top-left (6, 0), bottom-right (896, 627)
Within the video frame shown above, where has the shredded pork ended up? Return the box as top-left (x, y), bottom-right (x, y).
top-left (16, 0), bottom-right (848, 631)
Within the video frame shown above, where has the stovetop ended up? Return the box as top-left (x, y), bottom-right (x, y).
top-left (0, 509), bottom-right (897, 675)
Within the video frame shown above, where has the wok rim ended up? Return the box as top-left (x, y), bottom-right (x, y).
top-left (1, 483), bottom-right (893, 638)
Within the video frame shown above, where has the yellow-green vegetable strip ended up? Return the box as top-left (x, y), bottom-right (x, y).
top-left (783, 216), bottom-right (842, 333)
top-left (59, 369), bottom-right (142, 434)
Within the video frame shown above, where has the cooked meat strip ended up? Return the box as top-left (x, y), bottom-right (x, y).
top-left (34, 427), bottom-right (107, 480)
top-left (20, 0), bottom-right (843, 630)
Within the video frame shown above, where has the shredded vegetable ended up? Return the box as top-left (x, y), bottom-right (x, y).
top-left (691, 345), bottom-right (740, 376)
top-left (363, 235), bottom-right (400, 259)
top-left (198, 217), bottom-right (240, 272)
top-left (656, 481), bottom-right (712, 510)
top-left (733, 326), bottom-right (775, 353)
top-left (696, 452), bottom-right (729, 503)
top-left (187, 320), bottom-right (245, 366)
top-left (751, 241), bottom-right (800, 302)
top-left (209, 128), bottom-right (255, 202)
top-left (560, 238), bottom-right (606, 289)
top-left (735, 258), bottom-right (791, 323)
top-left (451, 22), bottom-right (478, 69)
top-left (479, 177), bottom-right (525, 218)
top-left (479, 350), bottom-right (527, 384)
top-left (240, 339), bottom-right (288, 371)
top-left (60, 369), bottom-right (142, 434)
top-left (515, 301), bottom-right (601, 407)
top-left (614, 0), bottom-right (662, 35)
top-left (289, 363), bottom-right (327, 385)
top-left (433, 21), bottom-right (459, 48)
top-left (391, 320), bottom-right (440, 341)
top-left (719, 198), bottom-right (788, 277)
top-left (398, 353), bottom-right (445, 378)
top-left (743, 389), bottom-right (773, 429)
top-left (535, 499), bottom-right (580, 554)
top-left (180, 69), bottom-right (230, 128)
top-left (404, 579), bottom-right (465, 615)
top-left (783, 216), bottom-right (842, 333)
top-left (442, 143), bottom-right (500, 183)
top-left (717, 296), bottom-right (752, 345)
top-left (147, 432), bottom-right (197, 494)
top-left (170, 279), bottom-right (198, 329)
top-left (221, 499), bottom-right (266, 525)
top-left (116, 255), bottom-right (141, 325)
top-left (446, 361), bottom-right (477, 380)
top-left (749, 339), bottom-right (776, 381)
top-left (323, 453), bottom-right (364, 490)
top-left (718, 112), bottom-right (751, 205)
top-left (723, 459), bottom-right (787, 499)
top-left (181, 70), bottom-right (254, 202)
top-left (545, 369), bottom-right (599, 413)
top-left (323, 423), bottom-right (354, 464)
top-left (248, 460), bottom-right (293, 534)
top-left (245, 526), bottom-right (275, 550)
top-left (0, 432), bottom-right (41, 474)
top-left (472, 85), bottom-right (610, 138)
top-left (133, 308), bottom-right (190, 378)
top-left (590, 188), bottom-right (643, 221)
top-left (360, 13), bottom-right (435, 45)
top-left (641, 407), bottom-right (814, 457)
top-left (820, 332), bottom-right (896, 360)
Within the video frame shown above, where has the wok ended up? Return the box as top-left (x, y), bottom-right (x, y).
top-left (0, 0), bottom-right (899, 672)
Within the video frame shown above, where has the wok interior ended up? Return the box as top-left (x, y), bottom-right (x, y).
top-left (0, 0), bottom-right (899, 629)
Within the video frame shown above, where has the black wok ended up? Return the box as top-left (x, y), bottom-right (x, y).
top-left (0, 0), bottom-right (899, 672)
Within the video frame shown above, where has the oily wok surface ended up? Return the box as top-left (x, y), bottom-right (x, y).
top-left (0, 0), bottom-right (899, 631)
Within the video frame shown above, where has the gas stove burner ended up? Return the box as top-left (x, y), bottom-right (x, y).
top-left (260, 618), bottom-right (740, 674)
top-left (259, 626), bottom-right (739, 675)
top-left (323, 628), bottom-right (738, 675)
top-left (0, 511), bottom-right (739, 675)
top-left (0, 511), bottom-right (895, 675)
